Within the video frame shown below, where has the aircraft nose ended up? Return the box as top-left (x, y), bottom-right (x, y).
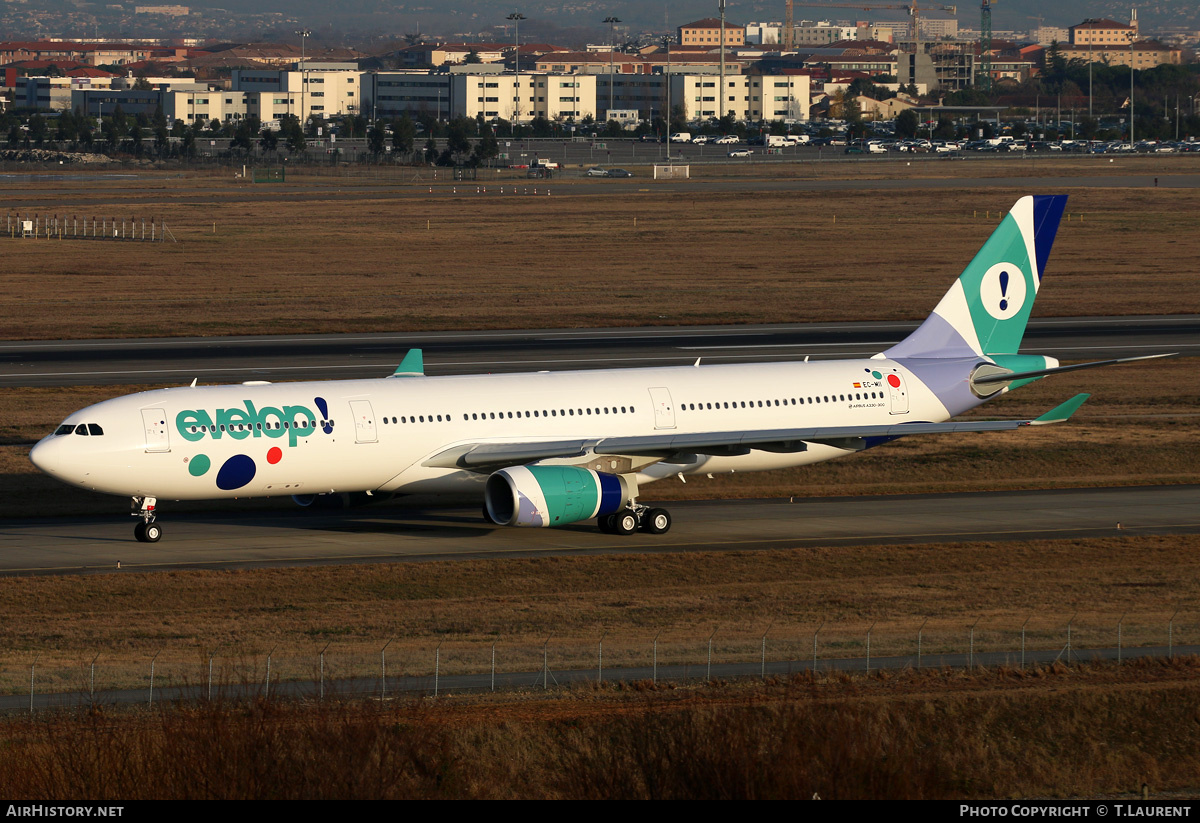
top-left (29, 437), bottom-right (68, 479)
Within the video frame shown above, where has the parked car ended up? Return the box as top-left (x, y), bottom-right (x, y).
top-left (606, 168), bottom-right (634, 178)
top-left (585, 167), bottom-right (610, 177)
top-left (727, 149), bottom-right (752, 158)
top-left (714, 135), bottom-right (739, 144)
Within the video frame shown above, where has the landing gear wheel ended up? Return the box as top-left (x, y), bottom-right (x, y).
top-left (641, 508), bottom-right (672, 535)
top-left (143, 522), bottom-right (162, 543)
top-left (134, 521), bottom-right (147, 542)
top-left (612, 509), bottom-right (639, 536)
top-left (597, 514), bottom-right (616, 534)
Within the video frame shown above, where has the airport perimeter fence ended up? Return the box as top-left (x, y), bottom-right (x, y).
top-left (4, 212), bottom-right (175, 242)
top-left (0, 611), bottom-right (1196, 713)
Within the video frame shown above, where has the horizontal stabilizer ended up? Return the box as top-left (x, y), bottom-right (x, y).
top-left (1031, 393), bottom-right (1090, 425)
top-left (972, 352), bottom-right (1177, 385)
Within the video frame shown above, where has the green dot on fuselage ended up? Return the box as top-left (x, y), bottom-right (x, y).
top-left (188, 454), bottom-right (211, 477)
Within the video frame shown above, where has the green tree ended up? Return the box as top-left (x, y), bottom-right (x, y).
top-left (28, 114), bottom-right (47, 146)
top-left (55, 110), bottom-right (77, 144)
top-left (895, 108), bottom-right (919, 138)
top-left (602, 119), bottom-right (623, 138)
top-left (446, 118), bottom-right (472, 158)
top-left (668, 104), bottom-right (686, 134)
top-left (391, 114), bottom-right (416, 156)
top-left (260, 126), bottom-right (279, 152)
top-left (180, 126), bottom-right (196, 157)
top-left (341, 114), bottom-right (366, 139)
top-left (111, 104), bottom-right (127, 134)
top-left (282, 117), bottom-right (307, 155)
top-left (367, 121), bottom-right (386, 155)
top-left (472, 122), bottom-right (499, 165)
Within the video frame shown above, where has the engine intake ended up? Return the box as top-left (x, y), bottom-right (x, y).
top-left (485, 466), bottom-right (636, 528)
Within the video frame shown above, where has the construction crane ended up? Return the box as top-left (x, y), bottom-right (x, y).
top-left (981, 0), bottom-right (996, 93)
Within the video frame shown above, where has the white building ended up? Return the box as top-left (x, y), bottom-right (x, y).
top-left (745, 22), bottom-right (784, 46)
top-left (793, 22), bottom-right (859, 46)
top-left (231, 64), bottom-right (364, 122)
top-left (366, 71), bottom-right (597, 124)
top-left (604, 73), bottom-right (811, 123)
top-left (21, 76), bottom-right (116, 110)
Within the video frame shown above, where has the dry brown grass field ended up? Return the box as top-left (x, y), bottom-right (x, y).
top-left (1, 659), bottom-right (1199, 799)
top-left (0, 532), bottom-right (1196, 698)
top-left (0, 158), bottom-right (1196, 340)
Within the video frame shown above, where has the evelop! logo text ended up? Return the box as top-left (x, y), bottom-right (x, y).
top-left (176, 400), bottom-right (322, 448)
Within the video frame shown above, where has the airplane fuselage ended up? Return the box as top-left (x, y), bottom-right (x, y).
top-left (31, 356), bottom-right (958, 502)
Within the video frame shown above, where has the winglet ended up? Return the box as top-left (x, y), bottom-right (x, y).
top-left (389, 348), bottom-right (425, 378)
top-left (1031, 393), bottom-right (1090, 425)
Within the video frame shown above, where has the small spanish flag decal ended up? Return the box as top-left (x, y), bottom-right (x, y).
top-left (853, 382), bottom-right (862, 388)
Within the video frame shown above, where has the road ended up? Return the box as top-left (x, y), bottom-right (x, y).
top-left (0, 485), bottom-right (1195, 576)
top-left (0, 315), bottom-right (1194, 387)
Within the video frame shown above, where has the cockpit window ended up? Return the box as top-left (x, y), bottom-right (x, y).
top-left (87, 424), bottom-right (104, 436)
top-left (55, 424), bottom-right (74, 436)
top-left (74, 424), bottom-right (90, 436)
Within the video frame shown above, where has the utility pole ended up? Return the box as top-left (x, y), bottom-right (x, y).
top-left (661, 34), bottom-right (671, 137)
top-left (604, 16), bottom-right (620, 121)
top-left (719, 0), bottom-right (726, 123)
top-left (1128, 31), bottom-right (1136, 148)
top-left (507, 12), bottom-right (525, 123)
top-left (295, 28), bottom-right (310, 131)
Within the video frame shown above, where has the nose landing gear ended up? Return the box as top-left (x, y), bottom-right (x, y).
top-left (131, 496), bottom-right (161, 543)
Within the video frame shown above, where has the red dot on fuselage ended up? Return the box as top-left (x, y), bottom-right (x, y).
top-left (267, 447), bottom-right (282, 464)
top-left (887, 374), bottom-right (901, 388)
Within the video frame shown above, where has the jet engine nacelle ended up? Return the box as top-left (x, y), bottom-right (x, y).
top-left (485, 466), bottom-right (636, 528)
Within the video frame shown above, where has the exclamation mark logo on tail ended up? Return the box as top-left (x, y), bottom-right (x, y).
top-left (980, 262), bottom-right (1027, 321)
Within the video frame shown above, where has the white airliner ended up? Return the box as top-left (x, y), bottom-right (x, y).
top-left (30, 195), bottom-right (1167, 542)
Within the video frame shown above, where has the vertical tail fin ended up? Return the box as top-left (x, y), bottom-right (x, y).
top-left (885, 195), bottom-right (1068, 359)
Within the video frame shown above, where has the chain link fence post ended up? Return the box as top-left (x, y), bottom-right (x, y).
top-left (917, 618), bottom-right (928, 669)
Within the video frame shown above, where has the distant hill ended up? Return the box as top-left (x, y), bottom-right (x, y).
top-left (175, 1), bottom-right (1200, 42)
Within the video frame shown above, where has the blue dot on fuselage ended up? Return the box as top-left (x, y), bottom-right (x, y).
top-left (215, 454), bottom-right (256, 491)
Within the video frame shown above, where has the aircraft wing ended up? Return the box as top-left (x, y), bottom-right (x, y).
top-left (422, 394), bottom-right (1090, 471)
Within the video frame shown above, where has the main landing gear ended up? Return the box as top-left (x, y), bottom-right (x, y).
top-left (597, 504), bottom-right (672, 536)
top-left (131, 496), bottom-right (161, 543)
